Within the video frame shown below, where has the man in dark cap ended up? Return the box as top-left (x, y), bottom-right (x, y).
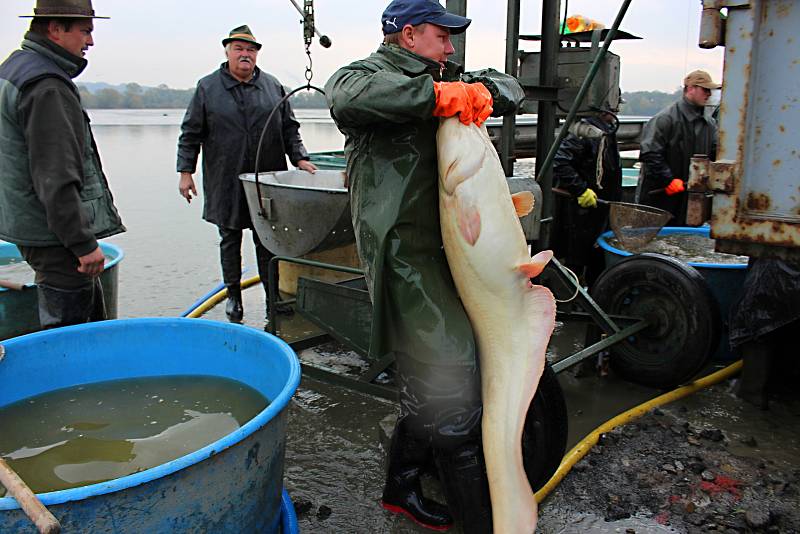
top-left (177, 25), bottom-right (317, 324)
top-left (0, 0), bottom-right (125, 329)
top-left (637, 69), bottom-right (722, 225)
top-left (325, 1), bottom-right (524, 531)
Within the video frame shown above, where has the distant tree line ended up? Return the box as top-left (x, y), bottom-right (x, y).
top-left (77, 82), bottom-right (328, 110)
top-left (77, 82), bottom-right (681, 116)
top-left (618, 89), bottom-right (682, 116)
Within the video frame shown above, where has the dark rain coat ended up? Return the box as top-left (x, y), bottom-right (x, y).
top-left (636, 97), bottom-right (717, 225)
top-left (552, 116), bottom-right (622, 279)
top-left (177, 64), bottom-right (309, 229)
top-left (325, 44), bottom-right (521, 367)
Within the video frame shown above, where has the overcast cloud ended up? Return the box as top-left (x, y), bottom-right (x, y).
top-left (0, 0), bottom-right (724, 93)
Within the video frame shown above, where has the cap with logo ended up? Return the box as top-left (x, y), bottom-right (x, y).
top-left (381, 0), bottom-right (471, 35)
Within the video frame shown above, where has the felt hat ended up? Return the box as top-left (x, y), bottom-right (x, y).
top-left (20, 0), bottom-right (109, 19)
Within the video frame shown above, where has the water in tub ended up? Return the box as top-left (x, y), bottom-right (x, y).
top-left (0, 257), bottom-right (34, 288)
top-left (0, 253), bottom-right (114, 288)
top-left (0, 375), bottom-right (267, 495)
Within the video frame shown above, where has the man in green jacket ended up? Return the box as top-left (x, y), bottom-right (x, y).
top-left (0, 0), bottom-right (125, 328)
top-left (637, 70), bottom-right (720, 225)
top-left (326, 1), bottom-right (521, 531)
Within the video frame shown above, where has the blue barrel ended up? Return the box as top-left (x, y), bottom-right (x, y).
top-left (0, 241), bottom-right (124, 340)
top-left (0, 318), bottom-right (300, 533)
top-left (597, 226), bottom-right (747, 360)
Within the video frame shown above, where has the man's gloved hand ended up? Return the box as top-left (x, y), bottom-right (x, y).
top-left (433, 81), bottom-right (493, 126)
top-left (577, 188), bottom-right (598, 208)
top-left (665, 178), bottom-right (685, 196)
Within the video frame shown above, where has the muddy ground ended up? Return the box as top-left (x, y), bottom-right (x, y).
top-left (285, 356), bottom-right (800, 533)
top-left (538, 388), bottom-right (800, 534)
top-left (223, 291), bottom-right (800, 533)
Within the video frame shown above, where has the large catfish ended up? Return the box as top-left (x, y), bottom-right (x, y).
top-left (437, 116), bottom-right (557, 533)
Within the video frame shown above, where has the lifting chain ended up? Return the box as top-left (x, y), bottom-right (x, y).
top-left (303, 0), bottom-right (315, 86)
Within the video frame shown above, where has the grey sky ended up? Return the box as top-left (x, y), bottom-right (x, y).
top-left (1, 0), bottom-right (723, 92)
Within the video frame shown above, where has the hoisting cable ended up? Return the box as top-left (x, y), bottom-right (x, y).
top-left (253, 0), bottom-right (327, 217)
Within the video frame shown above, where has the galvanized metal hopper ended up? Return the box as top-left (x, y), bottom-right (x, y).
top-left (607, 201), bottom-right (672, 251)
top-left (240, 169), bottom-right (353, 257)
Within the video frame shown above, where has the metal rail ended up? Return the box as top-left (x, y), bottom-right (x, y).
top-left (265, 255), bottom-right (363, 335)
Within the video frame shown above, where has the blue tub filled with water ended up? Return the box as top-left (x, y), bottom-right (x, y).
top-left (0, 240), bottom-right (123, 341)
top-left (597, 226), bottom-right (748, 360)
top-left (0, 318), bottom-right (300, 533)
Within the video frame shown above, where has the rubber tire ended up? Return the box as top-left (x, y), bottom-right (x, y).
top-left (522, 362), bottom-right (568, 492)
top-left (590, 253), bottom-right (721, 389)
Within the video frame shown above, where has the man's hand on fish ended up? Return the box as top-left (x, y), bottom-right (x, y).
top-left (433, 81), bottom-right (494, 127)
top-left (297, 159), bottom-right (318, 174)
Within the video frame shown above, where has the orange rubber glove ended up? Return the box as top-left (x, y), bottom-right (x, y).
top-left (433, 81), bottom-right (493, 126)
top-left (665, 178), bottom-right (685, 196)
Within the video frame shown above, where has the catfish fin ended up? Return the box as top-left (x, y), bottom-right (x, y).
top-left (516, 250), bottom-right (554, 278)
top-left (511, 191), bottom-right (535, 217)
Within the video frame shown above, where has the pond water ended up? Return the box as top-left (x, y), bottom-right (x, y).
top-left (84, 108), bottom-right (344, 318)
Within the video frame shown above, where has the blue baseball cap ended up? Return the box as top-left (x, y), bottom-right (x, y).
top-left (381, 0), bottom-right (471, 35)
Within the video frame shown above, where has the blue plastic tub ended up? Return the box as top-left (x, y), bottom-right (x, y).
top-left (597, 226), bottom-right (747, 360)
top-left (0, 240), bottom-right (124, 340)
top-left (0, 318), bottom-right (301, 533)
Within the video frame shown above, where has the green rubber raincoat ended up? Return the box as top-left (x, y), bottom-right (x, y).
top-left (325, 44), bottom-right (521, 367)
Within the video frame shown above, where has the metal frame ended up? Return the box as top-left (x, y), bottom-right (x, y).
top-left (265, 256), bottom-right (399, 400)
top-left (263, 253), bottom-right (649, 400)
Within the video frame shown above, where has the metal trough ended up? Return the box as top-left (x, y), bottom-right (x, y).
top-left (240, 169), bottom-right (353, 257)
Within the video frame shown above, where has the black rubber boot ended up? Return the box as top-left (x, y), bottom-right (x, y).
top-left (37, 283), bottom-right (95, 329)
top-left (381, 419), bottom-right (453, 531)
top-left (737, 341), bottom-right (771, 410)
top-left (435, 444), bottom-right (493, 534)
top-left (225, 284), bottom-right (244, 323)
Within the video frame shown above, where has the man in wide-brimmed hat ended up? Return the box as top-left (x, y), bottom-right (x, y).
top-left (0, 0), bottom-right (125, 329)
top-left (177, 25), bottom-right (316, 324)
top-left (637, 69), bottom-right (722, 225)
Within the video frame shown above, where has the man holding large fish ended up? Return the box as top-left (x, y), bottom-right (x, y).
top-left (326, 1), bottom-right (549, 531)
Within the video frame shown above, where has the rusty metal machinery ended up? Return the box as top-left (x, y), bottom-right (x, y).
top-left (688, 0), bottom-right (800, 261)
top-left (516, 29), bottom-right (640, 117)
